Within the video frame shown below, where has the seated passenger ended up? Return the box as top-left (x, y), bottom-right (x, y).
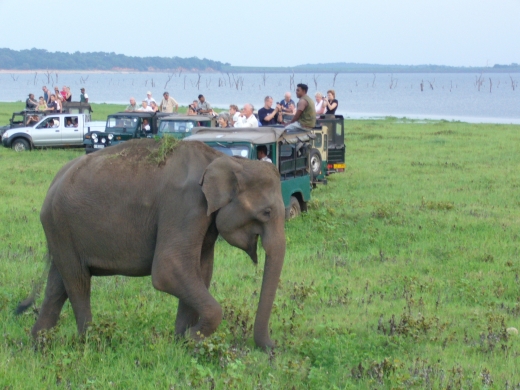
top-left (217, 113), bottom-right (231, 128)
top-left (142, 118), bottom-right (151, 135)
top-left (37, 96), bottom-right (47, 111)
top-left (257, 145), bottom-right (272, 163)
top-left (279, 92), bottom-right (295, 114)
top-left (26, 94), bottom-right (38, 110)
top-left (26, 115), bottom-right (40, 126)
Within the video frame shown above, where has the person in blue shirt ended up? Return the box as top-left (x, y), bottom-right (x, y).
top-left (279, 92), bottom-right (295, 114)
top-left (258, 96), bottom-right (283, 126)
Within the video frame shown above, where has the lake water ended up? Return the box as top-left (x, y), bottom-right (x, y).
top-left (0, 72), bottom-right (518, 124)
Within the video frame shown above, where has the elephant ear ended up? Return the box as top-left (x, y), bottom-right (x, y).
top-left (200, 156), bottom-right (244, 216)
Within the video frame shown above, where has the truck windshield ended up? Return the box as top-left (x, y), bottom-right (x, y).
top-left (106, 116), bottom-right (139, 132)
top-left (210, 144), bottom-right (250, 158)
top-left (158, 120), bottom-right (198, 133)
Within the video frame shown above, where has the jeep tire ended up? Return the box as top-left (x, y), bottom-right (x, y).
top-left (310, 149), bottom-right (322, 180)
top-left (285, 196), bottom-right (301, 220)
top-left (12, 138), bottom-right (30, 152)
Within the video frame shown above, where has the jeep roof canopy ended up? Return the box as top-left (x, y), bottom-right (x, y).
top-left (188, 127), bottom-right (315, 145)
top-left (160, 115), bottom-right (214, 122)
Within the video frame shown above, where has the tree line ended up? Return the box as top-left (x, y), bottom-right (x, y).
top-left (0, 48), bottom-right (229, 71)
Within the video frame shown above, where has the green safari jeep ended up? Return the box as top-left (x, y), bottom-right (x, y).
top-left (184, 127), bottom-right (314, 219)
top-left (156, 115), bottom-right (216, 140)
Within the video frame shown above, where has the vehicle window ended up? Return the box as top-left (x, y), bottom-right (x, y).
top-left (37, 117), bottom-right (60, 129)
top-left (158, 120), bottom-right (196, 133)
top-left (280, 145), bottom-right (294, 159)
top-left (12, 115), bottom-right (24, 124)
top-left (107, 116), bottom-right (139, 131)
top-left (65, 116), bottom-right (78, 128)
top-left (336, 123), bottom-right (342, 136)
top-left (314, 133), bottom-right (322, 148)
top-left (210, 145), bottom-right (250, 158)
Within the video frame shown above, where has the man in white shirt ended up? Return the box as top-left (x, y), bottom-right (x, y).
top-left (145, 91), bottom-right (156, 106)
top-left (234, 103), bottom-right (258, 128)
top-left (257, 145), bottom-right (272, 163)
top-left (138, 101), bottom-right (154, 112)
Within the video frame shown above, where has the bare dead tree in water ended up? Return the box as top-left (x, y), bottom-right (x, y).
top-left (372, 73), bottom-right (376, 87)
top-left (332, 72), bottom-right (339, 87)
top-left (164, 73), bottom-right (174, 89)
top-left (10, 74), bottom-right (19, 81)
top-left (289, 73), bottom-right (295, 90)
top-left (389, 74), bottom-right (396, 89)
top-left (226, 73), bottom-right (232, 88)
top-left (313, 74), bottom-right (319, 90)
top-left (55, 73), bottom-right (59, 83)
top-left (475, 73), bottom-right (484, 91)
top-left (33, 72), bottom-right (38, 85)
top-left (510, 75), bottom-right (516, 91)
top-left (355, 80), bottom-right (358, 87)
top-left (427, 79), bottom-right (435, 90)
top-left (489, 78), bottom-right (492, 93)
top-left (183, 75), bottom-right (187, 89)
top-left (44, 70), bottom-right (52, 84)
top-left (262, 73), bottom-right (268, 86)
top-left (420, 80), bottom-right (424, 91)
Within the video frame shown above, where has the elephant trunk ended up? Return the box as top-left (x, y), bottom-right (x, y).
top-left (254, 226), bottom-right (285, 350)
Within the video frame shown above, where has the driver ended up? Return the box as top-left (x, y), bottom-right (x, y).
top-left (142, 118), bottom-right (151, 135)
top-left (257, 145), bottom-right (272, 163)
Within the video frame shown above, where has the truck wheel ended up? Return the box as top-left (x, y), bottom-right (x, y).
top-left (285, 196), bottom-right (301, 220)
top-left (310, 149), bottom-right (322, 179)
top-left (12, 138), bottom-right (30, 152)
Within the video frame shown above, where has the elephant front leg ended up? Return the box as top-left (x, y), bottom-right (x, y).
top-left (174, 224), bottom-right (218, 336)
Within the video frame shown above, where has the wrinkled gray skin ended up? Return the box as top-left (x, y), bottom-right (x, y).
top-left (17, 139), bottom-right (286, 350)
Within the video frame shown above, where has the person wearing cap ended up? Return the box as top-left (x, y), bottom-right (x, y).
top-left (159, 92), bottom-right (178, 113)
top-left (26, 94), bottom-right (38, 110)
top-left (145, 91), bottom-right (155, 106)
top-left (80, 88), bottom-right (89, 103)
top-left (197, 94), bottom-right (212, 115)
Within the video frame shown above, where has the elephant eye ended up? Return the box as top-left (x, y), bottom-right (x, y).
top-left (262, 208), bottom-right (271, 219)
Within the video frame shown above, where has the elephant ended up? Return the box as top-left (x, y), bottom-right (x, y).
top-left (16, 139), bottom-right (286, 350)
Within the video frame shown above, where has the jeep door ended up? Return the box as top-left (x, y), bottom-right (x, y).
top-left (61, 115), bottom-right (82, 145)
top-left (30, 116), bottom-right (62, 146)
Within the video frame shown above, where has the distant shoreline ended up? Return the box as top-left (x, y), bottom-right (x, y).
top-left (2, 69), bottom-right (520, 74)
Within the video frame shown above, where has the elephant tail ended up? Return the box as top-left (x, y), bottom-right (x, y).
top-left (15, 251), bottom-right (51, 315)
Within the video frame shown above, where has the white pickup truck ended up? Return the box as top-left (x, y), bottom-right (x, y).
top-left (2, 113), bottom-right (105, 152)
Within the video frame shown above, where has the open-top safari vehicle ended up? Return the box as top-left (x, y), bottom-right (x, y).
top-left (184, 126), bottom-right (314, 219)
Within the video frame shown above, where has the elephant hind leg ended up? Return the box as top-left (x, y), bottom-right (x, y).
top-left (31, 262), bottom-right (68, 338)
top-left (63, 269), bottom-right (92, 334)
top-left (175, 300), bottom-right (199, 336)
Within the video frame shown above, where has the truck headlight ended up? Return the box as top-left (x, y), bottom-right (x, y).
top-left (108, 134), bottom-right (114, 140)
top-left (92, 133), bottom-right (98, 141)
top-left (101, 138), bottom-right (106, 144)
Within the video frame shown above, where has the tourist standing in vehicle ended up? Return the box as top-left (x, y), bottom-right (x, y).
top-left (125, 97), bottom-right (139, 112)
top-left (258, 96), bottom-right (283, 126)
top-left (38, 97), bottom-right (47, 111)
top-left (145, 91), bottom-right (155, 106)
top-left (160, 92), bottom-right (179, 113)
top-left (80, 88), bottom-right (89, 103)
top-left (56, 96), bottom-right (64, 113)
top-left (285, 84), bottom-right (316, 131)
top-left (229, 105), bottom-right (240, 126)
top-left (324, 90), bottom-right (338, 114)
top-left (279, 92), bottom-right (295, 114)
top-left (217, 113), bottom-right (232, 128)
top-left (197, 95), bottom-right (212, 115)
top-left (234, 104), bottom-right (259, 127)
top-left (314, 92), bottom-right (327, 117)
top-left (45, 95), bottom-right (59, 112)
top-left (26, 94), bottom-right (38, 110)
top-left (65, 87), bottom-right (72, 102)
top-left (42, 86), bottom-right (51, 104)
top-left (150, 101), bottom-right (159, 112)
top-left (138, 101), bottom-right (153, 112)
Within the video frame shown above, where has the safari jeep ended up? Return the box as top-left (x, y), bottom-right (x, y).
top-left (156, 115), bottom-right (216, 140)
top-left (309, 115), bottom-right (346, 184)
top-left (184, 127), bottom-right (313, 219)
top-left (83, 111), bottom-right (170, 154)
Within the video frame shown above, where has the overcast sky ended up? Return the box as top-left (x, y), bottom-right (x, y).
top-left (0, 0), bottom-right (518, 67)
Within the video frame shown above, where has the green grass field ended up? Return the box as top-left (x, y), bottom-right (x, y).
top-left (1, 103), bottom-right (519, 389)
